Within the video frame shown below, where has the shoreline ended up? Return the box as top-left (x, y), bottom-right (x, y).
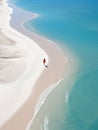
top-left (8, 1), bottom-right (66, 63)
top-left (26, 77), bottom-right (63, 130)
top-left (0, 0), bottom-right (67, 130)
top-left (0, 0), bottom-right (48, 127)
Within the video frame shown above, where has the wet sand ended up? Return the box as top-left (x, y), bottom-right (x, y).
top-left (0, 1), bottom-right (66, 130)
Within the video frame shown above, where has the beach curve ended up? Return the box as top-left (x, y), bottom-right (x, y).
top-left (0, 0), bottom-right (67, 130)
top-left (0, 0), bottom-right (48, 127)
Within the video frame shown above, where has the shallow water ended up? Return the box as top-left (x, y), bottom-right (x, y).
top-left (9, 0), bottom-right (98, 129)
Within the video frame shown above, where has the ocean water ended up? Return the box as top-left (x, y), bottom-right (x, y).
top-left (10, 0), bottom-right (98, 130)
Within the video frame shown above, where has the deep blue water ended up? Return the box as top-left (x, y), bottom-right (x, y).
top-left (10, 0), bottom-right (98, 129)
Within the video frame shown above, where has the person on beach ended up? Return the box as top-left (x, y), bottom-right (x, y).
top-left (43, 58), bottom-right (48, 68)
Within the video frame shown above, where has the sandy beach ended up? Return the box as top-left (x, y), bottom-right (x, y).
top-left (0, 0), bottom-right (66, 130)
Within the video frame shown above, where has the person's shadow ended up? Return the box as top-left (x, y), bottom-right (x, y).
top-left (45, 65), bottom-right (48, 68)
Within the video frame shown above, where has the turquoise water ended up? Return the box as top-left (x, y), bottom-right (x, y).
top-left (10, 0), bottom-right (98, 129)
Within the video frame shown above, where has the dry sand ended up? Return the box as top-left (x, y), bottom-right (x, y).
top-left (0, 1), bottom-right (66, 130)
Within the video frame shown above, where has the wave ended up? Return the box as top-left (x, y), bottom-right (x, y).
top-left (43, 116), bottom-right (49, 130)
top-left (26, 78), bottom-right (63, 130)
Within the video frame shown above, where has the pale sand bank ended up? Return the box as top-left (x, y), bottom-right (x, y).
top-left (0, 0), bottom-right (48, 128)
top-left (0, 1), bottom-right (67, 130)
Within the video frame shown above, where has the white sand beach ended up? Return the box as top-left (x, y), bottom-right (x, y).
top-left (0, 0), bottom-right (67, 130)
top-left (0, 0), bottom-right (48, 127)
